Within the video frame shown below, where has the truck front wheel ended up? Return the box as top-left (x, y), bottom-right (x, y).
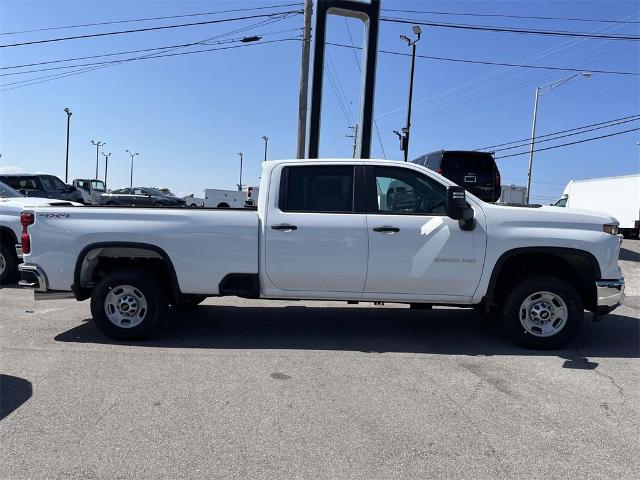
top-left (90, 270), bottom-right (168, 340)
top-left (500, 275), bottom-right (583, 349)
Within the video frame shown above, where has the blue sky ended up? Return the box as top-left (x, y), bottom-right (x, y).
top-left (1, 0), bottom-right (638, 202)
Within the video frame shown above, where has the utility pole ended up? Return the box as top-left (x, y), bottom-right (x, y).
top-left (346, 125), bottom-right (358, 158)
top-left (91, 140), bottom-right (105, 179)
top-left (296, 0), bottom-right (313, 159)
top-left (63, 108), bottom-right (72, 182)
top-left (102, 152), bottom-right (111, 187)
top-left (525, 72), bottom-right (591, 203)
top-left (262, 136), bottom-right (269, 162)
top-left (398, 26), bottom-right (421, 162)
top-left (237, 152), bottom-right (244, 191)
top-left (125, 149), bottom-right (139, 188)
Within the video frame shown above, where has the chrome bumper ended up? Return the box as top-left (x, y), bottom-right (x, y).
top-left (18, 263), bottom-right (48, 292)
top-left (596, 278), bottom-right (625, 313)
top-left (15, 243), bottom-right (23, 259)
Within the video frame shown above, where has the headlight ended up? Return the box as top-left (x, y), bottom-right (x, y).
top-left (603, 224), bottom-right (619, 235)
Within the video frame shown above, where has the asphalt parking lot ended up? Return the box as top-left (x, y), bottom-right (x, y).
top-left (1, 240), bottom-right (638, 479)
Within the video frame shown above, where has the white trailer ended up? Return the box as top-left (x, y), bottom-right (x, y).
top-left (499, 185), bottom-right (527, 205)
top-left (553, 174), bottom-right (639, 237)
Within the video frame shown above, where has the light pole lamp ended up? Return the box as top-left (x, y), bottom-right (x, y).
top-left (398, 25), bottom-right (421, 162)
top-left (262, 136), bottom-right (269, 163)
top-left (64, 108), bottom-right (72, 183)
top-left (91, 140), bottom-right (106, 179)
top-left (237, 152), bottom-right (244, 191)
top-left (125, 149), bottom-right (139, 188)
top-left (526, 72), bottom-right (591, 203)
top-left (101, 152), bottom-right (111, 188)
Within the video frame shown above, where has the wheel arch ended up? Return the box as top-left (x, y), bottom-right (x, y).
top-left (483, 247), bottom-right (601, 314)
top-left (73, 241), bottom-right (181, 302)
top-left (0, 226), bottom-right (18, 250)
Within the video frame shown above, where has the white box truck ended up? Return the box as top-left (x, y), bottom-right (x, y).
top-left (552, 174), bottom-right (639, 238)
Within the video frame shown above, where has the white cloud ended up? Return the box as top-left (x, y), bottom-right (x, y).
top-left (0, 165), bottom-right (25, 174)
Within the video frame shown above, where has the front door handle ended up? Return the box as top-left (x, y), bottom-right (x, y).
top-left (372, 226), bottom-right (400, 233)
top-left (271, 224), bottom-right (298, 231)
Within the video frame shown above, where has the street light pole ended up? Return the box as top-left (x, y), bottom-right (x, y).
top-left (237, 152), bottom-right (244, 191)
top-left (125, 149), bottom-right (139, 188)
top-left (91, 140), bottom-right (105, 179)
top-left (63, 108), bottom-right (72, 183)
top-left (525, 72), bottom-right (591, 203)
top-left (262, 136), bottom-right (269, 163)
top-left (101, 152), bottom-right (111, 187)
top-left (399, 26), bottom-right (421, 162)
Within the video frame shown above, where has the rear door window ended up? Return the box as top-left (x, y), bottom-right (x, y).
top-left (281, 165), bottom-right (354, 213)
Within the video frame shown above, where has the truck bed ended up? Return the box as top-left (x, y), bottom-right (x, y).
top-left (24, 206), bottom-right (259, 294)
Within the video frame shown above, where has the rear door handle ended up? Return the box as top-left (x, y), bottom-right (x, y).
top-left (271, 224), bottom-right (298, 231)
top-left (372, 226), bottom-right (400, 233)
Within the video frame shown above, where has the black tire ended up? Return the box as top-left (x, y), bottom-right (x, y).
top-left (153, 201), bottom-right (164, 207)
top-left (0, 243), bottom-right (18, 285)
top-left (174, 294), bottom-right (207, 308)
top-left (105, 201), bottom-right (118, 206)
top-left (500, 275), bottom-right (583, 349)
top-left (217, 203), bottom-right (230, 208)
top-left (90, 269), bottom-right (168, 340)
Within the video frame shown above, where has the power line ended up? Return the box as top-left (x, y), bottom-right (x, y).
top-left (1, 27), bottom-right (303, 71)
top-left (491, 117), bottom-right (640, 152)
top-left (476, 114), bottom-right (640, 150)
top-left (327, 42), bottom-right (639, 76)
top-left (380, 16), bottom-right (640, 41)
top-left (495, 127), bottom-right (640, 159)
top-left (1, 38), bottom-right (299, 91)
top-left (1, 29), bottom-right (304, 76)
top-left (0, 10), bottom-right (303, 48)
top-left (1, 3), bottom-right (303, 35)
top-left (380, 8), bottom-right (640, 25)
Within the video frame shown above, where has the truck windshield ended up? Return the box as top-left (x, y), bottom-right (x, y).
top-left (91, 180), bottom-right (106, 192)
top-left (0, 180), bottom-right (24, 198)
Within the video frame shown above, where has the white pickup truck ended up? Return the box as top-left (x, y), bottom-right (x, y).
top-left (18, 159), bottom-right (625, 349)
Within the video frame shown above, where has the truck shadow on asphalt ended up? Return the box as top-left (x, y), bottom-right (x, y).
top-left (619, 246), bottom-right (639, 262)
top-left (54, 304), bottom-right (639, 362)
top-left (0, 374), bottom-right (33, 421)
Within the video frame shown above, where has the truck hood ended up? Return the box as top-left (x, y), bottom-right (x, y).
top-left (485, 203), bottom-right (618, 228)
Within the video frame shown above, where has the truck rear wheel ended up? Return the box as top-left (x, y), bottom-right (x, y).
top-left (500, 275), bottom-right (583, 349)
top-left (0, 243), bottom-right (18, 284)
top-left (90, 270), bottom-right (168, 340)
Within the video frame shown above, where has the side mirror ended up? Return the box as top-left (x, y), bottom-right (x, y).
top-left (446, 186), bottom-right (475, 231)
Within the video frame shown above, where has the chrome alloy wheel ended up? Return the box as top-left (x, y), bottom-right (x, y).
top-left (104, 284), bottom-right (148, 329)
top-left (519, 291), bottom-right (568, 337)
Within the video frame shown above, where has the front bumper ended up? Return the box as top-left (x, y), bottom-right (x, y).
top-left (595, 278), bottom-right (625, 315)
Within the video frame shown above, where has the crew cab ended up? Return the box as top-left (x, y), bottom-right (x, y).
top-left (18, 159), bottom-right (625, 349)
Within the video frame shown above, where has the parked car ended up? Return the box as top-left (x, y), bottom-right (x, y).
top-left (183, 194), bottom-right (205, 208)
top-left (552, 174), bottom-right (639, 238)
top-left (99, 187), bottom-right (186, 207)
top-left (0, 173), bottom-right (84, 203)
top-left (19, 159), bottom-right (624, 349)
top-left (412, 150), bottom-right (501, 203)
top-left (0, 180), bottom-right (81, 283)
top-left (72, 179), bottom-right (107, 205)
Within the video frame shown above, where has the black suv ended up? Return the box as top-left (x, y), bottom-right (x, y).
top-left (0, 173), bottom-right (84, 203)
top-left (412, 150), bottom-right (501, 203)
